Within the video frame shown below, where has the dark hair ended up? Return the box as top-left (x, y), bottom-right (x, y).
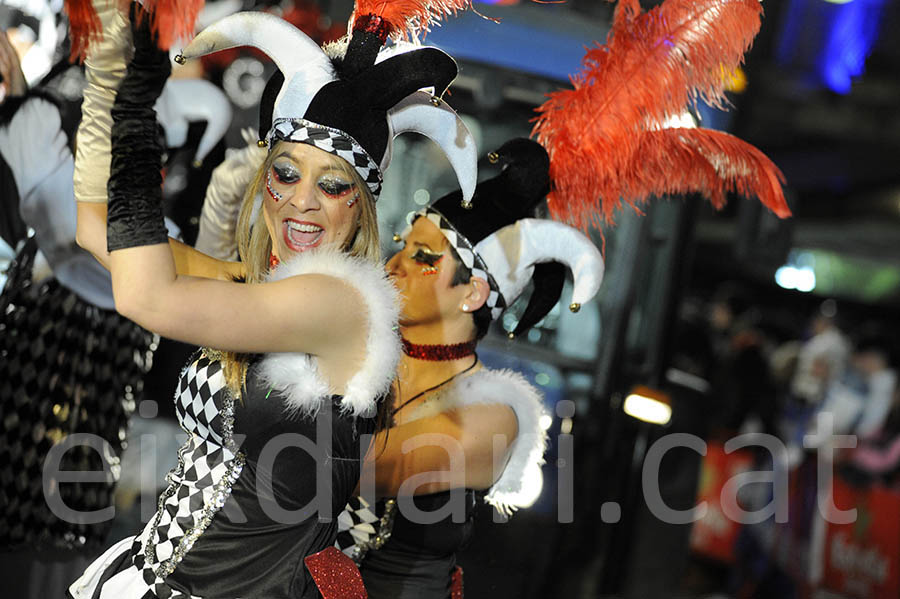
top-left (447, 245), bottom-right (492, 340)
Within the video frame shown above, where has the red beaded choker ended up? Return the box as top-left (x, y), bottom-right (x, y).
top-left (401, 338), bottom-right (477, 361)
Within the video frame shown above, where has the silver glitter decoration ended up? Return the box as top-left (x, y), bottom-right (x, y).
top-left (348, 498), bottom-right (397, 564)
top-left (144, 369), bottom-right (245, 579)
top-left (152, 453), bottom-right (246, 579)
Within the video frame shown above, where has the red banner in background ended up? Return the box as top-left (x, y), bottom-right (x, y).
top-left (817, 477), bottom-right (900, 599)
top-left (689, 442), bottom-right (755, 564)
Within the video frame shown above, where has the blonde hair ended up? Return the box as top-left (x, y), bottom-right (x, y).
top-left (219, 141), bottom-right (380, 393)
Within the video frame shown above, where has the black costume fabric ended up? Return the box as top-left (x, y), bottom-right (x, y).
top-left (359, 490), bottom-right (478, 599)
top-left (0, 146), bottom-right (27, 249)
top-left (0, 238), bottom-right (156, 551)
top-left (68, 353), bottom-right (375, 599)
top-left (106, 6), bottom-right (171, 252)
top-left (337, 367), bottom-right (548, 597)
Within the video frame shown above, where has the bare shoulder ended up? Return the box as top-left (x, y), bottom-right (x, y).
top-left (455, 403), bottom-right (518, 439)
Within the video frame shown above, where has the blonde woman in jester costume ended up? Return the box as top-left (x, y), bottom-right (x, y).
top-left (337, 0), bottom-right (791, 596)
top-left (65, 0), bottom-right (478, 596)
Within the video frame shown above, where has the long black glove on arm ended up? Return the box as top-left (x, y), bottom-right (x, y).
top-left (107, 4), bottom-right (171, 251)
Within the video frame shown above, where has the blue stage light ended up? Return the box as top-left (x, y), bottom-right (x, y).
top-left (776, 0), bottom-right (885, 94)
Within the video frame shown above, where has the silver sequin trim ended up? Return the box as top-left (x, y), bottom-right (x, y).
top-left (153, 453), bottom-right (246, 579)
top-left (347, 498), bottom-right (397, 565)
top-left (145, 362), bottom-right (245, 579)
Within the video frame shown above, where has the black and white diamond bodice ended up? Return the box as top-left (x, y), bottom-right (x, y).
top-left (134, 354), bottom-right (374, 598)
top-left (145, 355), bottom-right (243, 581)
top-left (173, 356), bottom-right (232, 444)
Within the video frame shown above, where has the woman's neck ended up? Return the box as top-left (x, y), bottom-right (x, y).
top-left (395, 326), bottom-right (480, 400)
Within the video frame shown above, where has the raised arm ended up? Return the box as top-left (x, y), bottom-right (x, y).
top-left (76, 202), bottom-right (243, 281)
top-left (72, 2), bottom-right (241, 283)
top-left (75, 3), bottom-right (369, 381)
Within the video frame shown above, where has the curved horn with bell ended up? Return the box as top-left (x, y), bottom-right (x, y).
top-left (512, 262), bottom-right (567, 337)
top-left (473, 218), bottom-right (604, 314)
top-left (386, 91), bottom-right (478, 208)
top-left (178, 12), bottom-right (336, 119)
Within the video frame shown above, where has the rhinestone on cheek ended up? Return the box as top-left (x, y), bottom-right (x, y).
top-left (266, 171), bottom-right (284, 202)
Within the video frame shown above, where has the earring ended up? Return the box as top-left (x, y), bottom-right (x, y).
top-left (266, 172), bottom-right (283, 202)
top-left (462, 304), bottom-right (470, 312)
top-left (269, 252), bottom-right (280, 268)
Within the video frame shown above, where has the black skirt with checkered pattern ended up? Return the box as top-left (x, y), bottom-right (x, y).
top-left (0, 238), bottom-right (156, 552)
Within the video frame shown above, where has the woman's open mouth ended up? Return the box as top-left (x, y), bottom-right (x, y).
top-left (283, 220), bottom-right (325, 252)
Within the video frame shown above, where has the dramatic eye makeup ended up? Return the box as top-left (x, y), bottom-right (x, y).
top-left (410, 248), bottom-right (443, 266)
top-left (272, 161), bottom-right (301, 185)
top-left (318, 175), bottom-right (355, 198)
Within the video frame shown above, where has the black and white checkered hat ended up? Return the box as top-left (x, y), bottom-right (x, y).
top-left (181, 12), bottom-right (474, 203)
top-left (402, 138), bottom-right (605, 335)
top-left (267, 118), bottom-right (383, 197)
top-left (416, 207), bottom-right (507, 320)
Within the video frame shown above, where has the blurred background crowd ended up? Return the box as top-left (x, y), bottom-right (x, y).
top-left (1, 0), bottom-right (899, 598)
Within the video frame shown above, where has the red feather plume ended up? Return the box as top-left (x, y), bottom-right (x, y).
top-left (64, 0), bottom-right (102, 62)
top-left (140, 0), bottom-right (205, 52)
top-left (65, 0), bottom-right (204, 62)
top-left (351, 0), bottom-right (473, 40)
top-left (533, 0), bottom-right (789, 232)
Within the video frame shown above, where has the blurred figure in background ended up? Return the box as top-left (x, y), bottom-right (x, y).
top-left (0, 16), bottom-right (232, 595)
top-left (706, 284), bottom-right (779, 439)
top-left (0, 1), bottom-right (58, 88)
top-left (790, 300), bottom-right (850, 407)
top-left (814, 331), bottom-right (897, 440)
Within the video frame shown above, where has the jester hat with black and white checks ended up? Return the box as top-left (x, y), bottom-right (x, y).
top-left (178, 11), bottom-right (476, 203)
top-left (402, 138), bottom-right (605, 336)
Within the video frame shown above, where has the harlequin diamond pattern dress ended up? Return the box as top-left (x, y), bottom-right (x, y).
top-left (68, 250), bottom-right (402, 599)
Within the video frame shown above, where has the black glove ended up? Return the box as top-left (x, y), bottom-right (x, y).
top-left (107, 3), bottom-right (172, 252)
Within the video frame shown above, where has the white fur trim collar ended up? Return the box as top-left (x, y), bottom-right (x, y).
top-left (404, 368), bottom-right (549, 516)
top-left (258, 248), bottom-right (401, 419)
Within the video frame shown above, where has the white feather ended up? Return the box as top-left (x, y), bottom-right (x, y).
top-left (404, 368), bottom-right (549, 515)
top-left (258, 248), bottom-right (402, 419)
